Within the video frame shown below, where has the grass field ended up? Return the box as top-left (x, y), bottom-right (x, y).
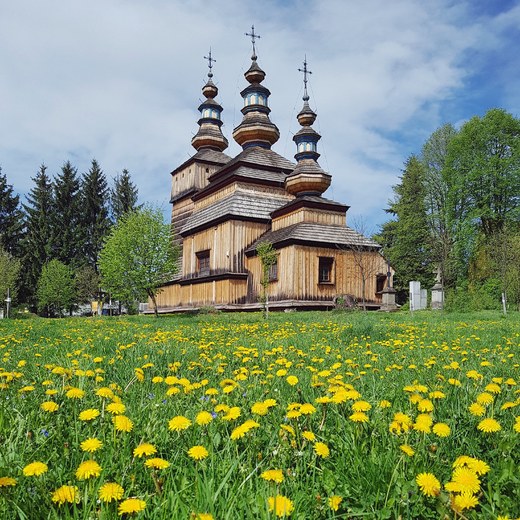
top-left (0, 310), bottom-right (519, 519)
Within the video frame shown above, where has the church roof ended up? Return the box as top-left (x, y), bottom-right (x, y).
top-left (245, 223), bottom-right (381, 253)
top-left (180, 191), bottom-right (289, 236)
top-left (171, 149), bottom-right (231, 176)
top-left (271, 195), bottom-right (348, 218)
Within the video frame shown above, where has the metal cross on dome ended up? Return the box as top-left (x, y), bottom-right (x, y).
top-left (204, 48), bottom-right (216, 77)
top-left (298, 57), bottom-right (312, 98)
top-left (245, 25), bottom-right (261, 56)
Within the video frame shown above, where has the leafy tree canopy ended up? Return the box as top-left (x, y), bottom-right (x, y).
top-left (37, 259), bottom-right (76, 317)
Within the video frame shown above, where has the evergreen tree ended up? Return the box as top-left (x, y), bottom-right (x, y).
top-left (81, 159), bottom-right (111, 270)
top-left (378, 155), bottom-right (434, 301)
top-left (0, 167), bottom-right (24, 256)
top-left (111, 168), bottom-right (139, 222)
top-left (53, 161), bottom-right (82, 266)
top-left (21, 165), bottom-right (54, 306)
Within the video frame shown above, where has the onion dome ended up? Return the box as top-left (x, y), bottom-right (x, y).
top-left (232, 26), bottom-right (280, 150)
top-left (285, 58), bottom-right (331, 197)
top-left (191, 49), bottom-right (229, 152)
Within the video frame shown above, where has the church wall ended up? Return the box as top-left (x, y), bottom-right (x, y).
top-left (271, 208), bottom-right (346, 231)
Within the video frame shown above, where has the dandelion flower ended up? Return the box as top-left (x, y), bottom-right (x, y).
top-left (299, 403), bottom-right (316, 415)
top-left (80, 437), bottom-right (103, 453)
top-left (261, 469), bottom-right (284, 483)
top-left (106, 402), bottom-right (126, 415)
top-left (113, 415), bottom-right (134, 432)
top-left (268, 495), bottom-right (294, 517)
top-left (477, 418), bottom-right (501, 433)
top-left (144, 458), bottom-right (170, 470)
top-left (286, 375), bottom-right (298, 386)
top-left (79, 408), bottom-right (100, 421)
top-left (513, 416), bottom-right (520, 433)
top-left (0, 477), bottom-right (16, 487)
top-left (66, 387), bottom-right (85, 399)
top-left (23, 461), bottom-right (48, 477)
top-left (133, 443), bottom-right (157, 458)
top-left (76, 460), bottom-right (102, 480)
top-left (41, 401), bottom-right (59, 412)
top-left (400, 444), bottom-right (415, 457)
top-left (416, 472), bottom-right (441, 497)
top-left (96, 387), bottom-right (114, 398)
top-left (476, 392), bottom-right (494, 406)
top-left (52, 485), bottom-right (80, 505)
top-left (328, 495), bottom-right (342, 511)
top-left (188, 445), bottom-right (209, 461)
top-left (195, 411), bottom-right (213, 425)
top-left (99, 482), bottom-right (124, 502)
top-left (314, 442), bottom-right (330, 458)
top-left (168, 415), bottom-right (192, 431)
top-left (222, 406), bottom-right (241, 421)
top-left (251, 402), bottom-right (269, 416)
top-left (379, 400), bottom-right (391, 408)
top-left (469, 403), bottom-right (486, 417)
top-left (302, 431), bottom-right (316, 442)
top-left (432, 423), bottom-right (451, 437)
top-left (118, 498), bottom-right (146, 515)
top-left (447, 467), bottom-right (480, 494)
top-left (417, 399), bottom-right (434, 412)
top-left (349, 411), bottom-right (369, 423)
top-left (453, 492), bottom-right (479, 511)
top-left (194, 514), bottom-right (214, 520)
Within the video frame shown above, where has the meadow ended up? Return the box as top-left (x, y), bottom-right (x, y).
top-left (0, 310), bottom-right (519, 519)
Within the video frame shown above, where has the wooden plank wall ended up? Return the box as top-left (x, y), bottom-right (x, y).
top-left (272, 209), bottom-right (346, 231)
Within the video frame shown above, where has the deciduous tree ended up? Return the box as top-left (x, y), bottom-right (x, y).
top-left (98, 207), bottom-right (178, 317)
top-left (37, 259), bottom-right (76, 317)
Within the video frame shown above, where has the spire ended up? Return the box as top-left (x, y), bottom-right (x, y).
top-left (285, 58), bottom-right (331, 197)
top-left (191, 48), bottom-right (229, 152)
top-left (232, 26), bottom-right (280, 150)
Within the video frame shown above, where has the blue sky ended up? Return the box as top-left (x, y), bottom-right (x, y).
top-left (1, 0), bottom-right (519, 233)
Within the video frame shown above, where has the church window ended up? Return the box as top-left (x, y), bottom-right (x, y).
top-left (268, 260), bottom-right (278, 282)
top-left (318, 257), bottom-right (334, 284)
top-left (196, 250), bottom-right (210, 275)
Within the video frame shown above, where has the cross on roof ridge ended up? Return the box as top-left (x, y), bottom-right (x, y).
top-left (204, 48), bottom-right (216, 77)
top-left (245, 25), bottom-right (261, 57)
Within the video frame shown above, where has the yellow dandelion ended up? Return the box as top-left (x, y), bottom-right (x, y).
top-left (80, 437), bottom-right (103, 453)
top-left (99, 482), bottom-right (124, 502)
top-left (78, 408), bottom-right (100, 421)
top-left (112, 415), bottom-right (134, 432)
top-left (106, 402), bottom-right (126, 415)
top-left (96, 387), bottom-right (114, 398)
top-left (476, 392), bottom-right (494, 406)
top-left (22, 461), bottom-right (48, 477)
top-left (314, 442), bottom-right (330, 458)
top-left (169, 415), bottom-right (192, 431)
top-left (328, 495), bottom-right (342, 511)
top-left (195, 411), bottom-right (214, 425)
top-left (144, 458), bottom-right (170, 470)
top-left (76, 460), bottom-right (101, 480)
top-left (188, 445), bottom-right (209, 461)
top-left (352, 400), bottom-right (371, 412)
top-left (400, 444), bottom-right (415, 457)
top-left (469, 402), bottom-right (486, 416)
top-left (452, 492), bottom-right (479, 511)
top-left (251, 402), bottom-right (269, 416)
top-left (118, 498), bottom-right (146, 515)
top-left (286, 375), bottom-right (298, 386)
top-left (302, 430), bottom-right (316, 442)
top-left (379, 400), bottom-right (392, 408)
top-left (40, 401), bottom-right (59, 412)
top-left (432, 423), bottom-right (451, 437)
top-left (194, 514), bottom-right (214, 520)
top-left (349, 411), bottom-right (369, 423)
top-left (299, 403), bottom-right (316, 415)
top-left (268, 495), bottom-right (294, 517)
top-left (65, 387), bottom-right (85, 399)
top-left (0, 476), bottom-right (16, 487)
top-left (52, 485), bottom-right (80, 505)
top-left (416, 472), bottom-right (441, 497)
top-left (417, 399), bottom-right (434, 412)
top-left (261, 469), bottom-right (284, 483)
top-left (477, 417), bottom-right (501, 433)
top-left (222, 406), bottom-right (241, 421)
top-left (133, 443), bottom-right (157, 458)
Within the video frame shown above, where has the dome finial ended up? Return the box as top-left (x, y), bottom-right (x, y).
top-left (245, 24), bottom-right (261, 60)
top-left (204, 47), bottom-right (216, 79)
top-left (298, 56), bottom-right (312, 101)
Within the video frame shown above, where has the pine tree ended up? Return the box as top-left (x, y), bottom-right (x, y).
top-left (53, 161), bottom-right (82, 266)
top-left (378, 155), bottom-right (434, 301)
top-left (0, 167), bottom-right (24, 256)
top-left (21, 165), bottom-right (54, 306)
top-left (81, 159), bottom-right (111, 270)
top-left (111, 168), bottom-right (139, 222)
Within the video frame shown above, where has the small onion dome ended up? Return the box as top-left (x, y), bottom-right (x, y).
top-left (285, 159), bottom-right (331, 196)
top-left (192, 76), bottom-right (228, 152)
top-left (244, 56), bottom-right (266, 84)
top-left (233, 56), bottom-right (279, 149)
top-left (297, 99), bottom-right (317, 126)
top-left (293, 126), bottom-right (321, 162)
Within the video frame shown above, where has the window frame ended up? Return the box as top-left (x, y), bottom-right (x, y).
top-left (196, 250), bottom-right (210, 275)
top-left (318, 256), bottom-right (334, 284)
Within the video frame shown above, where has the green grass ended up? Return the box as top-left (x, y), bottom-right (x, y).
top-left (0, 310), bottom-right (519, 519)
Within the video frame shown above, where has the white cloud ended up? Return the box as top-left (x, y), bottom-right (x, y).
top-left (0, 0), bottom-right (518, 229)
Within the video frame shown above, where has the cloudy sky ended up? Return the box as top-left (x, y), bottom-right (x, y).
top-left (1, 0), bottom-right (519, 232)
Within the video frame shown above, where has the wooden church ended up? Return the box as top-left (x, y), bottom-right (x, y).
top-left (154, 33), bottom-right (391, 312)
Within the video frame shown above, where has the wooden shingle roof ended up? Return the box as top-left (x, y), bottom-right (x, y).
top-left (171, 149), bottom-right (231, 176)
top-left (246, 223), bottom-right (381, 253)
top-left (180, 191), bottom-right (289, 236)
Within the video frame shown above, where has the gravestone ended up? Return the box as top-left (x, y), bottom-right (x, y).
top-left (431, 267), bottom-right (444, 310)
top-left (409, 281), bottom-right (421, 311)
top-left (420, 289), bottom-right (428, 310)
